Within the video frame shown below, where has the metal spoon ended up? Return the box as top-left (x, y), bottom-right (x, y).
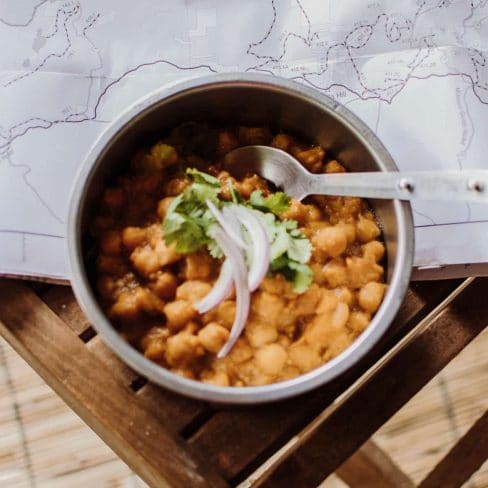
top-left (224, 146), bottom-right (488, 203)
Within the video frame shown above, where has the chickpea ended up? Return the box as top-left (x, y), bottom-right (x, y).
top-left (165, 332), bottom-right (204, 367)
top-left (337, 223), bottom-right (356, 245)
top-left (358, 282), bottom-right (386, 313)
top-left (316, 290), bottom-right (339, 314)
top-left (237, 126), bottom-right (271, 145)
top-left (130, 245), bottom-right (160, 277)
top-left (164, 177), bottom-right (189, 196)
top-left (324, 160), bottom-right (346, 173)
top-left (322, 258), bottom-right (348, 287)
top-left (217, 171), bottom-right (238, 200)
top-left (91, 216), bottom-right (115, 238)
top-left (280, 365), bottom-right (301, 380)
top-left (255, 344), bottom-right (288, 376)
top-left (183, 321), bottom-right (199, 335)
top-left (154, 240), bottom-right (181, 267)
top-left (259, 275), bottom-right (293, 296)
top-left (217, 130), bottom-right (239, 155)
top-left (238, 174), bottom-right (269, 198)
top-left (334, 287), bottom-right (353, 306)
top-left (312, 226), bottom-right (348, 258)
top-left (346, 257), bottom-right (384, 289)
top-left (200, 308), bottom-right (217, 325)
top-left (173, 368), bottom-right (196, 380)
top-left (198, 322), bottom-right (229, 354)
top-left (157, 197), bottom-right (175, 219)
top-left (141, 173), bottom-right (162, 193)
top-left (146, 224), bottom-right (163, 247)
top-left (163, 300), bottom-right (197, 331)
top-left (140, 326), bottom-right (169, 350)
top-left (122, 227), bottom-right (147, 250)
top-left (324, 330), bottom-right (353, 358)
top-left (348, 311), bottom-right (371, 334)
top-left (183, 253), bottom-right (214, 280)
top-left (143, 336), bottom-right (166, 361)
top-left (96, 255), bottom-right (128, 275)
top-left (149, 271), bottom-right (177, 299)
top-left (202, 370), bottom-right (230, 386)
top-left (281, 200), bottom-right (307, 224)
top-left (110, 287), bottom-right (164, 320)
top-left (176, 280), bottom-right (212, 304)
top-left (100, 230), bottom-right (121, 256)
top-left (251, 291), bottom-right (285, 327)
top-left (295, 284), bottom-right (322, 316)
top-left (216, 300), bottom-right (236, 329)
top-left (293, 146), bottom-right (325, 173)
top-left (103, 187), bottom-right (124, 209)
top-left (97, 275), bottom-right (117, 301)
top-left (148, 143), bottom-right (178, 169)
top-left (362, 240), bottom-right (385, 263)
top-left (310, 262), bottom-right (327, 285)
top-left (305, 302), bottom-right (350, 347)
top-left (331, 302), bottom-right (350, 329)
top-left (109, 290), bottom-right (141, 320)
top-left (227, 338), bottom-right (254, 363)
top-left (271, 133), bottom-right (294, 152)
top-left (356, 215), bottom-right (381, 242)
top-left (245, 320), bottom-right (278, 348)
top-left (288, 340), bottom-right (322, 373)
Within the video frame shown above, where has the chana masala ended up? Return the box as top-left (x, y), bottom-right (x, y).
top-left (92, 125), bottom-right (386, 387)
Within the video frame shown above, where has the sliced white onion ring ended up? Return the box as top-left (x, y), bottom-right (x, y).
top-left (206, 200), bottom-right (246, 248)
top-left (228, 205), bottom-right (270, 292)
top-left (209, 225), bottom-right (250, 358)
top-left (195, 259), bottom-right (233, 314)
top-left (222, 206), bottom-right (244, 242)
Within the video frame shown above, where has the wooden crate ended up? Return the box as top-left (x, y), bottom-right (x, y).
top-left (0, 278), bottom-right (486, 487)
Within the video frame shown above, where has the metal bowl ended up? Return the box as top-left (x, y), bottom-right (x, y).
top-left (67, 73), bottom-right (414, 404)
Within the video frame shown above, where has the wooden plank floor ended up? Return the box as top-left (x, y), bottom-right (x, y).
top-left (0, 328), bottom-right (486, 488)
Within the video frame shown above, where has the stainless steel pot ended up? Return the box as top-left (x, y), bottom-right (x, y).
top-left (67, 73), bottom-right (414, 404)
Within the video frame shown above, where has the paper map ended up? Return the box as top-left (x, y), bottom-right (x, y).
top-left (0, 0), bottom-right (487, 281)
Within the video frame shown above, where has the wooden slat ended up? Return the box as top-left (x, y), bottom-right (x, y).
top-left (188, 281), bottom-right (460, 482)
top-left (254, 278), bottom-right (487, 487)
top-left (419, 410), bottom-right (488, 488)
top-left (41, 284), bottom-right (208, 433)
top-left (336, 440), bottom-right (414, 488)
top-left (136, 384), bottom-right (211, 436)
top-left (0, 280), bottom-right (227, 488)
top-left (85, 335), bottom-right (139, 385)
top-left (41, 286), bottom-right (91, 336)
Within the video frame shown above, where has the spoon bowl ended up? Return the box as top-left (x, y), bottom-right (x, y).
top-left (224, 145), bottom-right (488, 204)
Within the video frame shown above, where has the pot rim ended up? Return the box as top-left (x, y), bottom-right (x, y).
top-left (67, 73), bottom-right (414, 404)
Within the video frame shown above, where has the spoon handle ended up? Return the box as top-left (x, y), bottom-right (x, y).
top-left (306, 170), bottom-right (488, 203)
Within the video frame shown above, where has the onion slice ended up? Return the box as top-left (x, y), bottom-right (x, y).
top-left (228, 205), bottom-right (270, 292)
top-left (209, 225), bottom-right (250, 358)
top-left (195, 259), bottom-right (233, 314)
top-left (206, 200), bottom-right (246, 248)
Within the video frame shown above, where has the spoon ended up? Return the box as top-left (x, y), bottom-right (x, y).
top-left (224, 146), bottom-right (488, 204)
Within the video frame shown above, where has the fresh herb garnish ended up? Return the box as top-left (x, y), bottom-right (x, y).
top-left (162, 169), bottom-right (313, 293)
top-left (248, 190), bottom-right (291, 215)
top-left (162, 169), bottom-right (219, 254)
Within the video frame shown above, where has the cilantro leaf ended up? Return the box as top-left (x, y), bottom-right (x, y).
top-left (286, 233), bottom-right (312, 263)
top-left (287, 261), bottom-right (313, 293)
top-left (249, 190), bottom-right (291, 215)
top-left (163, 213), bottom-right (208, 253)
top-left (186, 168), bottom-right (220, 186)
top-left (162, 169), bottom-right (221, 254)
